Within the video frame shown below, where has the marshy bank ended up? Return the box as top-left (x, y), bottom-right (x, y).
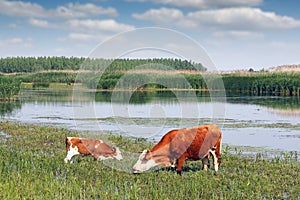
top-left (0, 122), bottom-right (299, 199)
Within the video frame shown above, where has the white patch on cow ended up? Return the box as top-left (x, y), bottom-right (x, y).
top-left (209, 149), bottom-right (218, 172)
top-left (64, 145), bottom-right (79, 163)
top-left (99, 140), bottom-right (103, 143)
top-left (170, 158), bottom-right (176, 168)
top-left (95, 144), bottom-right (99, 149)
top-left (203, 164), bottom-right (209, 171)
top-left (114, 147), bottom-right (123, 160)
top-left (96, 147), bottom-right (122, 161)
top-left (132, 149), bottom-right (159, 173)
top-left (98, 155), bottom-right (111, 161)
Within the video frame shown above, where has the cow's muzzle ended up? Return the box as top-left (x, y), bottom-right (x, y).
top-left (132, 169), bottom-right (141, 174)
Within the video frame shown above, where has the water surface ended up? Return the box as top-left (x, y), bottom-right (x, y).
top-left (1, 89), bottom-right (299, 154)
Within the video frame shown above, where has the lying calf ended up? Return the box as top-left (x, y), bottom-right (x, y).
top-left (64, 137), bottom-right (122, 163)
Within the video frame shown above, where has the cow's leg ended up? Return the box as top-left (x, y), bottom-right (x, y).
top-left (70, 156), bottom-right (76, 163)
top-left (202, 156), bottom-right (210, 171)
top-left (209, 149), bottom-right (218, 172)
top-left (176, 155), bottom-right (186, 175)
top-left (170, 158), bottom-right (176, 168)
top-left (215, 137), bottom-right (222, 167)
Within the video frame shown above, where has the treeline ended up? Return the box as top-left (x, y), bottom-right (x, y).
top-left (0, 57), bottom-right (85, 73)
top-left (0, 57), bottom-right (206, 73)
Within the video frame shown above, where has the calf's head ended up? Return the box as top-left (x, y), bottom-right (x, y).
top-left (132, 149), bottom-right (159, 173)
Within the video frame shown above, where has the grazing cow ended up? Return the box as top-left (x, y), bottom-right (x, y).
top-left (132, 124), bottom-right (222, 175)
top-left (64, 137), bottom-right (122, 163)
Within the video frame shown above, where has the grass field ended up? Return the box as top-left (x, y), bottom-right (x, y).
top-left (0, 122), bottom-right (299, 199)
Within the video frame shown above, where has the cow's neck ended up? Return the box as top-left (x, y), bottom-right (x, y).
top-left (150, 147), bottom-right (172, 166)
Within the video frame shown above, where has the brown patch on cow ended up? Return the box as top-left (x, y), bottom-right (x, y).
top-left (69, 137), bottom-right (118, 160)
top-left (65, 137), bottom-right (71, 151)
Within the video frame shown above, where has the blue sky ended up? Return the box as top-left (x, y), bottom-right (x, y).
top-left (0, 0), bottom-right (300, 71)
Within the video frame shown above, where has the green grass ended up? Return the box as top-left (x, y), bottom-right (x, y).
top-left (0, 122), bottom-right (299, 199)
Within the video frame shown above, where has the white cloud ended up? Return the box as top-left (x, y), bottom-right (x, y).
top-left (133, 7), bottom-right (300, 31)
top-left (27, 18), bottom-right (136, 40)
top-left (7, 38), bottom-right (23, 44)
top-left (128, 0), bottom-right (263, 9)
top-left (56, 20), bottom-right (136, 43)
top-left (66, 19), bottom-right (135, 33)
top-left (54, 3), bottom-right (118, 18)
top-left (0, 0), bottom-right (118, 19)
top-left (0, 37), bottom-right (32, 49)
top-left (67, 33), bottom-right (96, 41)
top-left (186, 8), bottom-right (300, 30)
top-left (0, 0), bottom-right (45, 18)
top-left (28, 19), bottom-right (50, 28)
top-left (66, 32), bottom-right (112, 42)
top-left (132, 8), bottom-right (184, 25)
top-left (212, 31), bottom-right (264, 40)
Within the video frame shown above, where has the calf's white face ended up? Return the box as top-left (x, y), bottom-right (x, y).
top-left (64, 145), bottom-right (80, 163)
top-left (132, 149), bottom-right (158, 173)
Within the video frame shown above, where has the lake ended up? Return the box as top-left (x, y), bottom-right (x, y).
top-left (1, 89), bottom-right (299, 155)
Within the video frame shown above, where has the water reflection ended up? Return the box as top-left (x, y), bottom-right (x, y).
top-left (226, 95), bottom-right (300, 111)
top-left (0, 101), bottom-right (22, 116)
top-left (18, 89), bottom-right (300, 110)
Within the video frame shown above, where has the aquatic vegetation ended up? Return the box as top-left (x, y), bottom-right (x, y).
top-left (0, 76), bottom-right (21, 100)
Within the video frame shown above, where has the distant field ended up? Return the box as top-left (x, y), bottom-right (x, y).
top-left (0, 122), bottom-right (299, 199)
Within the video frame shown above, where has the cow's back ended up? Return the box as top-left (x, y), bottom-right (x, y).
top-left (187, 124), bottom-right (221, 159)
top-left (167, 125), bottom-right (221, 160)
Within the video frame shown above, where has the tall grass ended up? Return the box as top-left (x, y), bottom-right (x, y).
top-left (221, 72), bottom-right (300, 96)
top-left (0, 122), bottom-right (299, 199)
top-left (85, 72), bottom-right (300, 96)
top-left (0, 76), bottom-right (21, 100)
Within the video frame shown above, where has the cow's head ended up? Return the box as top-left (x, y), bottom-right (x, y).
top-left (132, 149), bottom-right (159, 173)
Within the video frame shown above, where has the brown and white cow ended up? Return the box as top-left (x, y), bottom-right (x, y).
top-left (64, 137), bottom-right (122, 163)
top-left (132, 124), bottom-right (222, 175)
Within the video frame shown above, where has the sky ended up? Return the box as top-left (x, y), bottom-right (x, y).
top-left (0, 0), bottom-right (300, 71)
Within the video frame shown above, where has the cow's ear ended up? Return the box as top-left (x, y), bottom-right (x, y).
top-left (140, 149), bottom-right (148, 154)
